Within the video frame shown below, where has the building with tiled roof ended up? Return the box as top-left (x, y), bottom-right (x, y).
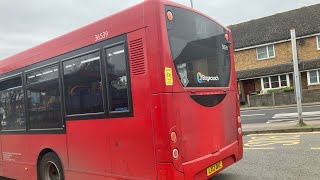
top-left (229, 4), bottom-right (320, 102)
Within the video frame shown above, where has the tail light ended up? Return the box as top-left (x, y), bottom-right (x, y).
top-left (172, 148), bottom-right (179, 159)
top-left (170, 131), bottom-right (177, 142)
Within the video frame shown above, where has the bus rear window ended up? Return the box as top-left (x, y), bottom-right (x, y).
top-left (166, 6), bottom-right (230, 87)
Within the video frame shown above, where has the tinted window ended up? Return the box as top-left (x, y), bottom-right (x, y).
top-left (63, 51), bottom-right (103, 115)
top-left (166, 6), bottom-right (230, 87)
top-left (106, 45), bottom-right (130, 112)
top-left (0, 77), bottom-right (25, 130)
top-left (0, 76), bottom-right (22, 91)
top-left (27, 65), bottom-right (62, 129)
top-left (27, 66), bottom-right (59, 84)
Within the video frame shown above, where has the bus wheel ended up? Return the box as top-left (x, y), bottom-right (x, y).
top-left (39, 152), bottom-right (64, 180)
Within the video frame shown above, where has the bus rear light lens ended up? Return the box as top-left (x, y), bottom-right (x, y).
top-left (172, 148), bottom-right (179, 159)
top-left (225, 33), bottom-right (229, 41)
top-left (238, 128), bottom-right (242, 134)
top-left (167, 10), bottom-right (174, 21)
top-left (237, 116), bottom-right (241, 123)
top-left (170, 131), bottom-right (177, 142)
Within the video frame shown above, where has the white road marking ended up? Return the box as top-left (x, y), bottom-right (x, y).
top-left (267, 116), bottom-right (320, 123)
top-left (272, 111), bottom-right (320, 119)
top-left (244, 147), bottom-right (275, 150)
top-left (241, 113), bottom-right (266, 117)
top-left (311, 147), bottom-right (320, 150)
top-left (247, 131), bottom-right (320, 136)
top-left (241, 104), bottom-right (320, 112)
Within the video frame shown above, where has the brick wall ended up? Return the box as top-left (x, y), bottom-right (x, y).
top-left (297, 36), bottom-right (320, 61)
top-left (235, 42), bottom-right (292, 71)
top-left (248, 89), bottom-right (320, 106)
top-left (308, 84), bottom-right (320, 90)
top-left (235, 36), bottom-right (320, 71)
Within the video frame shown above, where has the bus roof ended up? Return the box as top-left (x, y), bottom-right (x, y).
top-left (0, 0), bottom-right (227, 76)
top-left (0, 1), bottom-right (146, 75)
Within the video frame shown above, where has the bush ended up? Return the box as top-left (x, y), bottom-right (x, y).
top-left (283, 86), bottom-right (294, 92)
top-left (267, 86), bottom-right (294, 94)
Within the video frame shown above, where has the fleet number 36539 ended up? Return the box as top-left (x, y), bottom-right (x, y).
top-left (95, 30), bottom-right (109, 41)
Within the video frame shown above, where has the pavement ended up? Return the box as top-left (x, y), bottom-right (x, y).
top-left (210, 132), bottom-right (320, 180)
top-left (240, 103), bottom-right (320, 135)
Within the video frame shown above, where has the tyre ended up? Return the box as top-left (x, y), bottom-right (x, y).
top-left (39, 152), bottom-right (64, 180)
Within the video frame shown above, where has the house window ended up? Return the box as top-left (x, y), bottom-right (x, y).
top-left (256, 45), bottom-right (275, 60)
top-left (263, 77), bottom-right (270, 89)
top-left (307, 70), bottom-right (320, 85)
top-left (317, 35), bottom-right (320, 50)
top-left (261, 74), bottom-right (289, 90)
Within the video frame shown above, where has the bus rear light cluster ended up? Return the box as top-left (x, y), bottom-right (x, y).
top-left (172, 148), bottom-right (179, 159)
top-left (167, 10), bottom-right (174, 21)
top-left (170, 131), bottom-right (177, 142)
top-left (238, 128), bottom-right (242, 134)
top-left (225, 33), bottom-right (229, 41)
top-left (237, 116), bottom-right (241, 123)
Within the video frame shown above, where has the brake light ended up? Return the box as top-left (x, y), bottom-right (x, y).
top-left (170, 131), bottom-right (177, 142)
top-left (167, 10), bottom-right (174, 21)
top-left (172, 148), bottom-right (179, 159)
top-left (225, 33), bottom-right (229, 41)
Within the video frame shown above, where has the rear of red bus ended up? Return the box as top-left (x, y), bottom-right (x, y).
top-left (149, 1), bottom-right (243, 179)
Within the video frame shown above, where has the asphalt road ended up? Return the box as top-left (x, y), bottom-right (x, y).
top-left (241, 104), bottom-right (320, 124)
top-left (210, 132), bottom-right (320, 180)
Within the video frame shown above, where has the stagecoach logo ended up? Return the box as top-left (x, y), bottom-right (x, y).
top-left (197, 72), bottom-right (219, 83)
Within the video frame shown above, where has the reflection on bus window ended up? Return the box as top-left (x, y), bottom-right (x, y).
top-left (27, 66), bottom-right (59, 84)
top-left (26, 65), bottom-right (62, 129)
top-left (0, 76), bottom-right (25, 130)
top-left (63, 51), bottom-right (103, 115)
top-left (106, 44), bottom-right (129, 112)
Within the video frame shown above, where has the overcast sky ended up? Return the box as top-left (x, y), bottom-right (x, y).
top-left (1, 0), bottom-right (320, 60)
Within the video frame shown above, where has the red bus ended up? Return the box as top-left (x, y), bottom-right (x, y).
top-left (0, 0), bottom-right (242, 179)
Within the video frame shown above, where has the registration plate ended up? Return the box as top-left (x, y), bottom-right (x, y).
top-left (206, 161), bottom-right (223, 176)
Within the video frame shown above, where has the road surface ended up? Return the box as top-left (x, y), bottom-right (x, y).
top-left (241, 104), bottom-right (320, 124)
top-left (210, 132), bottom-right (320, 180)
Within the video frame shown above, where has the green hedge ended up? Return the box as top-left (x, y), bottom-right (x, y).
top-left (267, 86), bottom-right (294, 94)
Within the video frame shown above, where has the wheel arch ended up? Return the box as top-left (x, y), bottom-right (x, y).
top-left (36, 148), bottom-right (64, 180)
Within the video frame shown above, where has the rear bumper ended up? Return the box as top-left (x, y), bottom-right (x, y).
top-left (183, 141), bottom-right (242, 179)
top-left (158, 141), bottom-right (242, 180)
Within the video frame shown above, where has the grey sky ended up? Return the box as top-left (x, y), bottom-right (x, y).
top-left (1, 0), bottom-right (320, 60)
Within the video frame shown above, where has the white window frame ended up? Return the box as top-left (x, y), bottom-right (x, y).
top-left (317, 35), bottom-right (320, 50)
top-left (260, 74), bottom-right (290, 90)
top-left (307, 70), bottom-right (320, 85)
top-left (256, 45), bottom-right (275, 60)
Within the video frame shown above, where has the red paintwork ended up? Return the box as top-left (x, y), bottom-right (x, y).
top-left (0, 0), bottom-right (242, 179)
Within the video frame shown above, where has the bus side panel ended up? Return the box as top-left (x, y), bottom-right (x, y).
top-left (65, 28), bottom-right (157, 180)
top-left (0, 135), bottom-right (3, 176)
top-left (1, 134), bottom-right (68, 180)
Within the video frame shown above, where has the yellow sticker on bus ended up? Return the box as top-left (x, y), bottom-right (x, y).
top-left (165, 67), bottom-right (173, 86)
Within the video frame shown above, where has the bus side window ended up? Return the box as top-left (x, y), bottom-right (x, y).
top-left (26, 65), bottom-right (63, 130)
top-left (0, 76), bottom-right (25, 131)
top-left (63, 51), bottom-right (104, 115)
top-left (105, 44), bottom-right (130, 112)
